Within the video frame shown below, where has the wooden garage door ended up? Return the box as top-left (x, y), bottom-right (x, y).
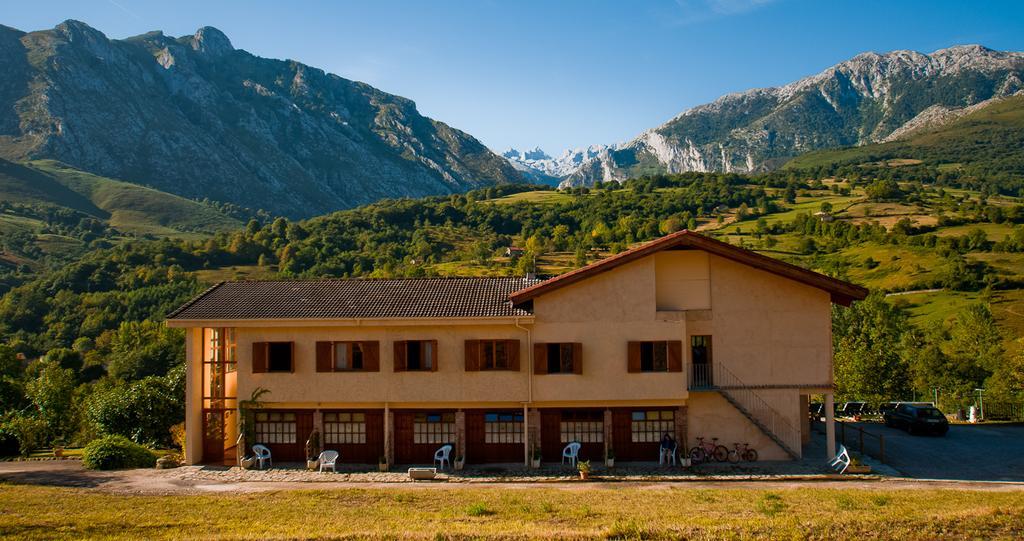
top-left (394, 411), bottom-right (455, 465)
top-left (540, 409), bottom-right (604, 462)
top-left (466, 410), bottom-right (524, 463)
top-left (612, 408), bottom-right (677, 462)
top-left (254, 410), bottom-right (314, 462)
top-left (323, 410), bottom-right (384, 464)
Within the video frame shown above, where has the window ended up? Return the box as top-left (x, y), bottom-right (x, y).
top-left (413, 413), bottom-right (455, 444)
top-left (268, 342), bottom-right (293, 372)
top-left (324, 412), bottom-right (366, 444)
top-left (640, 342), bottom-right (668, 372)
top-left (397, 340), bottom-right (436, 371)
top-left (691, 335), bottom-right (711, 365)
top-left (255, 412), bottom-right (296, 444)
top-left (559, 411), bottom-right (603, 443)
top-left (631, 410), bottom-right (675, 443)
top-left (335, 342), bottom-right (364, 370)
top-left (207, 328), bottom-right (236, 373)
top-left (466, 340), bottom-right (519, 371)
top-left (484, 412), bottom-right (523, 444)
top-left (548, 343), bottom-right (576, 374)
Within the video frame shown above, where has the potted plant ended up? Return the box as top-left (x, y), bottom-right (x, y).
top-left (378, 456), bottom-right (389, 472)
top-left (52, 438), bottom-right (66, 458)
top-left (531, 446), bottom-right (542, 469)
top-left (846, 456), bottom-right (872, 474)
top-left (305, 429), bottom-right (321, 470)
top-left (454, 455), bottom-right (465, 471)
top-left (240, 456), bottom-right (256, 469)
top-left (605, 448), bottom-right (615, 469)
top-left (577, 460), bottom-right (592, 481)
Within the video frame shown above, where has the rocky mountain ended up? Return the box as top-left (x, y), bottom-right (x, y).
top-left (0, 21), bottom-right (523, 217)
top-left (503, 145), bottom-right (612, 184)
top-left (557, 45), bottom-right (1024, 186)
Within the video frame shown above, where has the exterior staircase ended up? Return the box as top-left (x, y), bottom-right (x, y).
top-left (689, 363), bottom-right (801, 459)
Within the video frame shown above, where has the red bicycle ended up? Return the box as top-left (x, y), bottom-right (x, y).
top-left (727, 442), bottom-right (758, 463)
top-left (689, 436), bottom-right (729, 463)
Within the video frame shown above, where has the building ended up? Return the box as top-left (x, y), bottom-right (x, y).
top-left (166, 230), bottom-right (867, 466)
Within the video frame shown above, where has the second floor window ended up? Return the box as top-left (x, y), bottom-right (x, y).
top-left (395, 340), bottom-right (437, 372)
top-left (534, 342), bottom-right (582, 375)
top-left (628, 341), bottom-right (683, 373)
top-left (465, 340), bottom-right (520, 371)
top-left (252, 341), bottom-right (294, 373)
top-left (316, 341), bottom-right (380, 372)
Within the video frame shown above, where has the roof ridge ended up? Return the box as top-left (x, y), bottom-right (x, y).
top-left (216, 276), bottom-right (538, 284)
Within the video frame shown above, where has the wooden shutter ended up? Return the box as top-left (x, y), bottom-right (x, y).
top-left (572, 343), bottom-right (583, 375)
top-left (316, 341), bottom-right (333, 373)
top-left (464, 340), bottom-right (480, 371)
top-left (363, 341), bottom-right (380, 372)
top-left (393, 341), bottom-right (407, 372)
top-left (429, 340), bottom-right (439, 372)
top-left (288, 342), bottom-right (295, 373)
top-left (667, 341), bottom-right (683, 372)
top-left (252, 342), bottom-right (268, 373)
top-left (533, 343), bottom-right (548, 375)
top-left (507, 339), bottom-right (520, 371)
top-left (627, 341), bottom-right (642, 373)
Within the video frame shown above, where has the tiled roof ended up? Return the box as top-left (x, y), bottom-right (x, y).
top-left (167, 277), bottom-right (542, 321)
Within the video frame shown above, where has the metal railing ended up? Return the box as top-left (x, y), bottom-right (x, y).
top-left (689, 362), bottom-right (801, 457)
top-left (838, 421), bottom-right (886, 464)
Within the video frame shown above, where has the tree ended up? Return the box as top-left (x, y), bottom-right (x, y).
top-left (86, 365), bottom-right (185, 446)
top-left (832, 293), bottom-right (911, 403)
top-left (105, 321), bottom-right (185, 381)
top-left (44, 348), bottom-right (82, 373)
top-left (24, 361), bottom-right (76, 442)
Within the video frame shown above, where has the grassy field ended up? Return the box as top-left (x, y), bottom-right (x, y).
top-left (488, 190), bottom-right (574, 205)
top-left (0, 484), bottom-right (1022, 540)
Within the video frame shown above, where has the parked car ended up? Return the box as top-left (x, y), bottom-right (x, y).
top-left (883, 403), bottom-right (949, 436)
top-left (809, 402), bottom-right (824, 419)
top-left (877, 402), bottom-right (900, 417)
top-left (839, 401), bottom-right (867, 417)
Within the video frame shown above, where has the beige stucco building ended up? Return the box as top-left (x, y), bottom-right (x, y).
top-left (167, 231), bottom-right (866, 466)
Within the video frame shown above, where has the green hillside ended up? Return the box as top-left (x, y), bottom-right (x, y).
top-left (784, 95), bottom-right (1024, 188)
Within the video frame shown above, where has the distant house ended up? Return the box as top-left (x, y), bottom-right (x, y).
top-left (504, 246), bottom-right (524, 258)
top-left (167, 230), bottom-right (866, 466)
top-left (813, 211), bottom-right (835, 222)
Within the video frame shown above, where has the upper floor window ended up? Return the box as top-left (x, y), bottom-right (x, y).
top-left (394, 340), bottom-right (437, 372)
top-left (628, 341), bottom-right (682, 373)
top-left (534, 342), bottom-right (582, 375)
top-left (316, 341), bottom-right (380, 372)
top-left (252, 341), bottom-right (294, 373)
top-left (205, 328), bottom-right (236, 372)
top-left (465, 340), bottom-right (520, 371)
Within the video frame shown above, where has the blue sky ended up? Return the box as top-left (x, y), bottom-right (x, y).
top-left (5, 0), bottom-right (1024, 154)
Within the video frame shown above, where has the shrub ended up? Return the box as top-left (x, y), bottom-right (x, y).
top-left (0, 413), bottom-right (48, 456)
top-left (82, 435), bottom-right (156, 470)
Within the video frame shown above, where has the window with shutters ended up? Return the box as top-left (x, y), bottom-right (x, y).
top-left (267, 342), bottom-right (293, 372)
top-left (334, 342), bottom-right (364, 371)
top-left (484, 412), bottom-right (523, 443)
top-left (404, 340), bottom-right (435, 371)
top-left (640, 342), bottom-right (668, 372)
top-left (481, 340), bottom-right (511, 370)
top-left (559, 411), bottom-right (603, 443)
top-left (324, 412), bottom-right (366, 444)
top-left (547, 343), bottom-right (576, 374)
top-left (413, 413), bottom-right (455, 444)
top-left (630, 410), bottom-right (675, 442)
top-left (255, 412), bottom-right (297, 444)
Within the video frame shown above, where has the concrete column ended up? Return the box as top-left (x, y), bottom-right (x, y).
top-left (603, 409), bottom-right (613, 461)
top-left (455, 410), bottom-right (466, 461)
top-left (825, 393), bottom-right (836, 458)
top-left (528, 408), bottom-right (541, 462)
top-left (185, 328), bottom-right (203, 465)
top-left (384, 405), bottom-right (394, 466)
top-left (522, 404), bottom-right (529, 466)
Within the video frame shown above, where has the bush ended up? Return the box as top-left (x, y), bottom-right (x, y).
top-left (0, 413), bottom-right (48, 456)
top-left (82, 435), bottom-right (156, 470)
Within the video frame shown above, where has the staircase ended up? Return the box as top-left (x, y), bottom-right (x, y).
top-left (689, 363), bottom-right (801, 459)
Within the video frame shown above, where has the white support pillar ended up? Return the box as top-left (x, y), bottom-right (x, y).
top-left (825, 392), bottom-right (836, 459)
top-left (523, 404), bottom-right (529, 467)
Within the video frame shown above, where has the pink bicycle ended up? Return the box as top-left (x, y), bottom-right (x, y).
top-left (689, 436), bottom-right (729, 463)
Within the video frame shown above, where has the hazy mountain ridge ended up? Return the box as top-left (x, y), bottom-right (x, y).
top-left (0, 20), bottom-right (523, 217)
top-left (547, 45), bottom-right (1024, 186)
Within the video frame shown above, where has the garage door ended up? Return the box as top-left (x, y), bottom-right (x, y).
top-left (466, 410), bottom-right (525, 463)
top-left (253, 410), bottom-right (314, 462)
top-left (394, 411), bottom-right (455, 465)
top-left (323, 410), bottom-right (384, 464)
top-left (540, 409), bottom-right (604, 462)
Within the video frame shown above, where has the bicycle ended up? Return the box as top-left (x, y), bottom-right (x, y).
top-left (727, 442), bottom-right (758, 463)
top-left (688, 436), bottom-right (729, 463)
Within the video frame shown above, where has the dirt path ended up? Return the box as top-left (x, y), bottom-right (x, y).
top-left (2, 460), bottom-right (1023, 495)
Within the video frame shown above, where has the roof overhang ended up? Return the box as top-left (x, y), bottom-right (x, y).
top-left (165, 315), bottom-right (536, 328)
top-left (508, 230), bottom-right (868, 307)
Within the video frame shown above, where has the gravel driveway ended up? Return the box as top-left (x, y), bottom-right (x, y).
top-left (847, 423), bottom-right (1024, 481)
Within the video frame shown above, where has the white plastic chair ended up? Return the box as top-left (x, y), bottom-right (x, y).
top-left (829, 444), bottom-right (851, 474)
top-left (434, 444), bottom-right (453, 470)
top-left (659, 443), bottom-right (677, 465)
top-left (562, 442), bottom-right (581, 467)
top-left (252, 444), bottom-right (272, 470)
top-left (318, 450), bottom-right (339, 473)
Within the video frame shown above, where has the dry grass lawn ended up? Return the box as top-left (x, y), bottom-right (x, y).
top-left (1, 484), bottom-right (1022, 540)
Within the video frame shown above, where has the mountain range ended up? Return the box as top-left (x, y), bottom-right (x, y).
top-left (507, 45), bottom-right (1024, 186)
top-left (0, 20), bottom-right (522, 218)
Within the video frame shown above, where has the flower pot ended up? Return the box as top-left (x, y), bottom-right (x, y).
top-left (52, 447), bottom-right (64, 458)
top-left (378, 462), bottom-right (389, 472)
top-left (846, 464), bottom-right (872, 474)
top-left (605, 458), bottom-right (615, 468)
top-left (240, 457), bottom-right (256, 470)
top-left (579, 471), bottom-right (590, 481)
top-left (531, 458), bottom-right (541, 469)
top-left (454, 459), bottom-right (465, 471)
top-left (307, 460), bottom-right (319, 470)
